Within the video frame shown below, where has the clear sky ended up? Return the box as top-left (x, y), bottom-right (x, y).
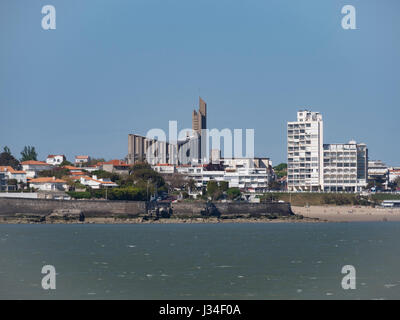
top-left (0, 0), bottom-right (399, 165)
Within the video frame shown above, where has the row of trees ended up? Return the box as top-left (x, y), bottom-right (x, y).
top-left (0, 146), bottom-right (38, 169)
top-left (206, 180), bottom-right (241, 201)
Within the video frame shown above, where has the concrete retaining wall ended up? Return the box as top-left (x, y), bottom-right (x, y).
top-left (0, 198), bottom-right (146, 217)
top-left (171, 201), bottom-right (293, 217)
top-left (0, 198), bottom-right (293, 219)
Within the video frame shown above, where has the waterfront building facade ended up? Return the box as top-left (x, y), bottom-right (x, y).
top-left (287, 110), bottom-right (324, 191)
top-left (323, 142), bottom-right (368, 192)
top-left (368, 160), bottom-right (389, 183)
top-left (287, 110), bottom-right (369, 192)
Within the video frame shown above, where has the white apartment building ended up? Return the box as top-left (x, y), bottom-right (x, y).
top-left (323, 142), bottom-right (368, 192)
top-left (176, 161), bottom-right (273, 193)
top-left (287, 110), bottom-right (324, 191)
top-left (287, 110), bottom-right (369, 192)
top-left (368, 160), bottom-right (389, 181)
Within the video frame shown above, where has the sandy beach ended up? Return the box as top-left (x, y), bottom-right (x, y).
top-left (293, 205), bottom-right (400, 222)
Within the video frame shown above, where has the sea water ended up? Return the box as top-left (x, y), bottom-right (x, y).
top-left (0, 222), bottom-right (400, 299)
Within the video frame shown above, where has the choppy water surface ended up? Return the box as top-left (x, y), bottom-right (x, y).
top-left (1, 222), bottom-right (400, 299)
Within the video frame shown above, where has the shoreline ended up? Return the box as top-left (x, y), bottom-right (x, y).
top-left (293, 205), bottom-right (400, 222)
top-left (0, 215), bottom-right (321, 224)
top-left (1, 206), bottom-right (400, 224)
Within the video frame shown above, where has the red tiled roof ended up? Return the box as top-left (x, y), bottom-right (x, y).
top-left (29, 177), bottom-right (66, 183)
top-left (21, 160), bottom-right (50, 166)
top-left (0, 166), bottom-right (26, 174)
top-left (99, 160), bottom-right (130, 167)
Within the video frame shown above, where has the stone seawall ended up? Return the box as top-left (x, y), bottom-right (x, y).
top-left (0, 198), bottom-right (146, 217)
top-left (0, 198), bottom-right (294, 220)
top-left (171, 201), bottom-right (294, 218)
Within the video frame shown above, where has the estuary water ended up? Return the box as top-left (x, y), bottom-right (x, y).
top-left (1, 222), bottom-right (400, 300)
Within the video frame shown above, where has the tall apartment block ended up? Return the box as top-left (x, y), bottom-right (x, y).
top-left (287, 110), bottom-right (368, 192)
top-left (287, 110), bottom-right (324, 191)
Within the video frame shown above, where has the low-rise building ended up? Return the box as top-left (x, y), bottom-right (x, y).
top-left (99, 160), bottom-right (131, 175)
top-left (21, 161), bottom-right (53, 178)
top-left (78, 175), bottom-right (118, 189)
top-left (46, 155), bottom-right (66, 166)
top-left (75, 155), bottom-right (90, 166)
top-left (152, 164), bottom-right (176, 174)
top-left (0, 166), bottom-right (27, 184)
top-left (29, 177), bottom-right (68, 192)
top-left (368, 160), bottom-right (389, 181)
top-left (389, 167), bottom-right (400, 183)
top-left (176, 161), bottom-right (273, 193)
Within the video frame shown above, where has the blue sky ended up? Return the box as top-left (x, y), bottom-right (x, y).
top-left (0, 0), bottom-right (399, 165)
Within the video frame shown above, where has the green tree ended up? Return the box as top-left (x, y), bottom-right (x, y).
top-left (0, 151), bottom-right (20, 169)
top-left (38, 167), bottom-right (70, 179)
top-left (273, 163), bottom-right (287, 179)
top-left (219, 181), bottom-right (229, 192)
top-left (3, 146), bottom-right (11, 155)
top-left (60, 160), bottom-right (73, 167)
top-left (20, 146), bottom-right (38, 162)
top-left (226, 187), bottom-right (241, 200)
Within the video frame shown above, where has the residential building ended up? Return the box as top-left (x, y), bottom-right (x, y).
top-left (389, 167), bottom-right (400, 183)
top-left (99, 160), bottom-right (131, 175)
top-left (287, 110), bottom-right (369, 192)
top-left (0, 166), bottom-right (27, 184)
top-left (323, 142), bottom-right (368, 192)
top-left (176, 165), bottom-right (272, 193)
top-left (0, 171), bottom-right (7, 191)
top-left (368, 160), bottom-right (389, 182)
top-left (21, 161), bottom-right (52, 178)
top-left (287, 110), bottom-right (324, 191)
top-left (152, 164), bottom-right (177, 174)
top-left (75, 155), bottom-right (90, 166)
top-left (46, 155), bottom-right (66, 166)
top-left (78, 176), bottom-right (118, 189)
top-left (29, 177), bottom-right (68, 192)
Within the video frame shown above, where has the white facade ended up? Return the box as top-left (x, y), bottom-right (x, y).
top-left (29, 177), bottom-right (68, 192)
top-left (176, 164), bottom-right (272, 192)
top-left (0, 166), bottom-right (27, 183)
top-left (75, 155), bottom-right (90, 165)
top-left (79, 176), bottom-right (118, 189)
top-left (323, 142), bottom-right (368, 192)
top-left (287, 110), bottom-right (369, 193)
top-left (21, 161), bottom-right (53, 178)
top-left (368, 160), bottom-right (388, 180)
top-left (389, 167), bottom-right (400, 183)
top-left (287, 110), bottom-right (324, 191)
top-left (46, 155), bottom-right (66, 166)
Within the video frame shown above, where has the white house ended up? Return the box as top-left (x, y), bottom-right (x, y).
top-left (21, 161), bottom-right (53, 178)
top-left (46, 155), bottom-right (66, 166)
top-left (0, 166), bottom-right (27, 183)
top-left (75, 155), bottom-right (90, 166)
top-left (79, 175), bottom-right (118, 189)
top-left (29, 177), bottom-right (68, 192)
